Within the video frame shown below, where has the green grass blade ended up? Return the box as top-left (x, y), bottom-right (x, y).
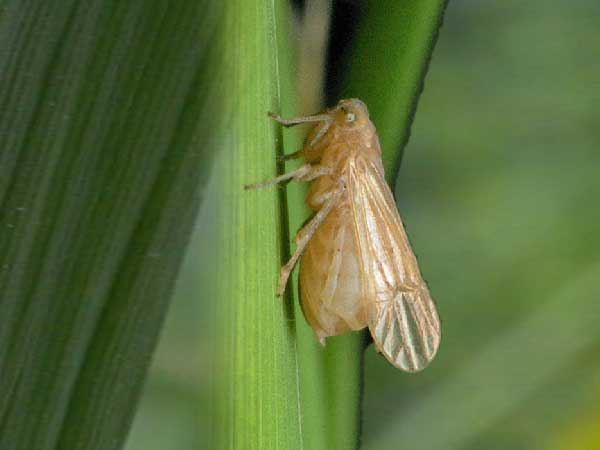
top-left (210, 1), bottom-right (304, 449)
top-left (0, 2), bottom-right (223, 449)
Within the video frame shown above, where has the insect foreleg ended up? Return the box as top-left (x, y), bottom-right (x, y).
top-left (269, 111), bottom-right (331, 127)
top-left (277, 186), bottom-right (344, 296)
top-left (244, 164), bottom-right (332, 190)
top-left (269, 112), bottom-right (333, 147)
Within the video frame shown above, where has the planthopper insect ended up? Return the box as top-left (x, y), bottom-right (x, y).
top-left (244, 99), bottom-right (440, 372)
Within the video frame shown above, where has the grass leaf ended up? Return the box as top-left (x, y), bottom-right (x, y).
top-left (0, 2), bottom-right (224, 449)
top-left (209, 1), bottom-right (304, 449)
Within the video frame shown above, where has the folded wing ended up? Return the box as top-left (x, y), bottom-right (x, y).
top-left (347, 156), bottom-right (441, 372)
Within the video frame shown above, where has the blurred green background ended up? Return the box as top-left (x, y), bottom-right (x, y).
top-left (127, 1), bottom-right (600, 449)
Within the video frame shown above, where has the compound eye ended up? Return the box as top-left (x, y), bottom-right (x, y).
top-left (345, 112), bottom-right (356, 123)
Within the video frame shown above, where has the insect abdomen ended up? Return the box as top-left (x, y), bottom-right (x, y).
top-left (299, 206), bottom-right (367, 342)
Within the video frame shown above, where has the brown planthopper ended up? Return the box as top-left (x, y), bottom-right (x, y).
top-left (244, 99), bottom-right (440, 372)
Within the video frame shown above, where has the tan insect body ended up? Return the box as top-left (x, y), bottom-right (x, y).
top-left (245, 99), bottom-right (441, 372)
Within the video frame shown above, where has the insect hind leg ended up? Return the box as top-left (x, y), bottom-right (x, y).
top-left (277, 186), bottom-right (344, 296)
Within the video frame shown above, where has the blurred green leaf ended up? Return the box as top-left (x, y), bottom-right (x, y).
top-left (0, 1), bottom-right (223, 449)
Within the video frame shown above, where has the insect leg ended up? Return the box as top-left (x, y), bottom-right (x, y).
top-left (277, 149), bottom-right (303, 162)
top-left (277, 186), bottom-right (344, 296)
top-left (268, 111), bottom-right (331, 127)
top-left (269, 111), bottom-right (333, 147)
top-left (244, 164), bottom-right (331, 190)
top-left (298, 164), bottom-right (332, 181)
